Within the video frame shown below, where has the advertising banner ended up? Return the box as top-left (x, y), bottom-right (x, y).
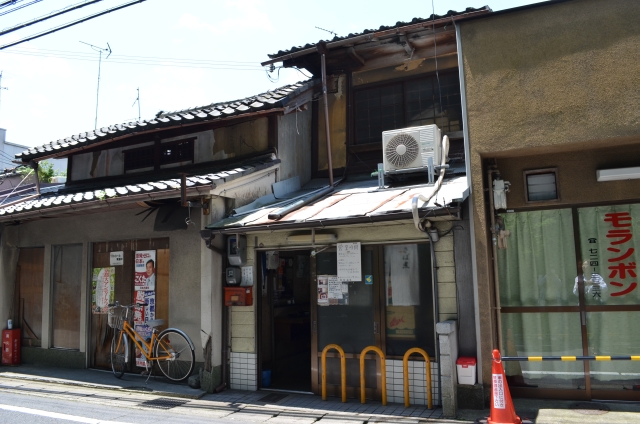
top-left (91, 267), bottom-right (115, 314)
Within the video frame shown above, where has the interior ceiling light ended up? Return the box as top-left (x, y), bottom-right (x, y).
top-left (596, 167), bottom-right (640, 182)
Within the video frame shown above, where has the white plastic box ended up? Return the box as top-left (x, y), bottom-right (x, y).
top-left (456, 357), bottom-right (477, 385)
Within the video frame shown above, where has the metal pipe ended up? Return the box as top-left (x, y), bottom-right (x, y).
top-left (267, 185), bottom-right (334, 220)
top-left (403, 348), bottom-right (432, 409)
top-left (320, 52), bottom-right (334, 187)
top-left (321, 344), bottom-right (346, 402)
top-left (359, 345), bottom-right (386, 405)
top-left (425, 227), bottom-right (441, 407)
top-left (487, 168), bottom-right (504, 354)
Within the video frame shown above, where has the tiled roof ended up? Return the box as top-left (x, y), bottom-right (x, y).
top-left (15, 81), bottom-right (316, 162)
top-left (267, 7), bottom-right (489, 59)
top-left (0, 155), bottom-right (279, 221)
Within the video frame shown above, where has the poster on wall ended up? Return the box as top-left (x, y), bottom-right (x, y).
top-left (337, 242), bottom-right (361, 282)
top-left (134, 250), bottom-right (156, 291)
top-left (133, 290), bottom-right (156, 367)
top-left (318, 275), bottom-right (350, 306)
top-left (91, 267), bottom-right (115, 314)
top-left (386, 306), bottom-right (417, 339)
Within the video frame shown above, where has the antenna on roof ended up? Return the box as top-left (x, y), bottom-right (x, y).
top-left (132, 87), bottom-right (141, 121)
top-left (315, 26), bottom-right (337, 37)
top-left (80, 41), bottom-right (112, 130)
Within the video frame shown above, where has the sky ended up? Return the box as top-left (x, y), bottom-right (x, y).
top-left (0, 0), bottom-right (542, 152)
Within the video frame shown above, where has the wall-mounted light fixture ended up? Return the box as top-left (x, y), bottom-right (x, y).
top-left (286, 233), bottom-right (337, 244)
top-left (596, 167), bottom-right (640, 182)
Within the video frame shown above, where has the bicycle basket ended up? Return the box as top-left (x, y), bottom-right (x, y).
top-left (108, 306), bottom-right (129, 330)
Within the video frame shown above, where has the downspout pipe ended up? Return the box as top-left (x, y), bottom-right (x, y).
top-left (318, 41), bottom-right (334, 187)
top-left (424, 225), bottom-right (442, 408)
top-left (487, 168), bottom-right (504, 354)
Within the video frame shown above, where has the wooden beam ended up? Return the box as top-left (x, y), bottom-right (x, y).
top-left (347, 47), bottom-right (365, 66)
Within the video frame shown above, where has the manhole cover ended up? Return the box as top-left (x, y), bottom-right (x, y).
top-left (258, 393), bottom-right (288, 403)
top-left (139, 397), bottom-right (189, 410)
top-left (569, 402), bottom-right (610, 415)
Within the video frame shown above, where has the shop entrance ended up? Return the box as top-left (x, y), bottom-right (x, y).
top-left (258, 250), bottom-right (312, 392)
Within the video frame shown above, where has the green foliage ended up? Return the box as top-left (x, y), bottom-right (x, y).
top-left (17, 160), bottom-right (66, 183)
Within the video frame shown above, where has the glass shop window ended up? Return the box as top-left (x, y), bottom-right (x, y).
top-left (384, 243), bottom-right (435, 357)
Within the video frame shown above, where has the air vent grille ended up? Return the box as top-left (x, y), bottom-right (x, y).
top-left (385, 133), bottom-right (419, 168)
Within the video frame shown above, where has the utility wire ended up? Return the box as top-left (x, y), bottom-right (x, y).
top-left (0, 0), bottom-right (105, 37)
top-left (0, 49), bottom-right (266, 70)
top-left (0, 0), bottom-right (43, 17)
top-left (0, 0), bottom-right (148, 50)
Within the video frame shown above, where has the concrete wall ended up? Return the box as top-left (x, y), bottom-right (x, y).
top-left (0, 206), bottom-right (205, 363)
top-left (458, 0), bottom-right (640, 384)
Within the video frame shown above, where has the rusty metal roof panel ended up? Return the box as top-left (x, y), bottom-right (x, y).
top-left (208, 175), bottom-right (469, 231)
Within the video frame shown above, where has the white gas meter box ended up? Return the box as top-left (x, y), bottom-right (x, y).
top-left (382, 125), bottom-right (442, 174)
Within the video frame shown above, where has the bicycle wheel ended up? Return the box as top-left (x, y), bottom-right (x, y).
top-left (110, 333), bottom-right (128, 378)
top-left (154, 329), bottom-right (195, 382)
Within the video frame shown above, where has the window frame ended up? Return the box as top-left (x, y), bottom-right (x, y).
top-left (351, 71), bottom-right (463, 147)
top-left (523, 167), bottom-right (561, 204)
top-left (160, 138), bottom-right (195, 166)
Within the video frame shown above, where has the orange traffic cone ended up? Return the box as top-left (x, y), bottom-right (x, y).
top-left (488, 349), bottom-right (522, 424)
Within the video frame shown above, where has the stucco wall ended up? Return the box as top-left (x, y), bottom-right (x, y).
top-left (229, 220), bottom-right (459, 354)
top-left (277, 107), bottom-right (312, 186)
top-left (459, 0), bottom-right (640, 384)
top-left (0, 207), bottom-right (205, 363)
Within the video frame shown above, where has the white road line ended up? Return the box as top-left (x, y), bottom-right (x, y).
top-left (0, 404), bottom-right (133, 424)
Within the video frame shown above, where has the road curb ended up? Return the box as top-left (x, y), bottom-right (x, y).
top-left (0, 372), bottom-right (206, 400)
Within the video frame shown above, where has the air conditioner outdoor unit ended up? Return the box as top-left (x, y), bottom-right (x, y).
top-left (382, 125), bottom-right (442, 175)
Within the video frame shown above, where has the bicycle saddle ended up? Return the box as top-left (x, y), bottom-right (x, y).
top-left (146, 319), bottom-right (165, 328)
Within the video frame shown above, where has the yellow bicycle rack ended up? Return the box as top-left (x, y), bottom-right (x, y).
top-left (360, 345), bottom-right (387, 405)
top-left (321, 344), bottom-right (346, 402)
top-left (403, 348), bottom-right (432, 409)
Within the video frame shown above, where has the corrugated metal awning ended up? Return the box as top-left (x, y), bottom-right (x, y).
top-left (207, 175), bottom-right (468, 233)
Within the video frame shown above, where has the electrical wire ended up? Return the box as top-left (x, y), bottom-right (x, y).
top-left (0, 49), bottom-right (267, 70)
top-left (431, 0), bottom-right (443, 116)
top-left (0, 0), bottom-right (43, 17)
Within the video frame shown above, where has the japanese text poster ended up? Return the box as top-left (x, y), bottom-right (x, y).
top-left (134, 250), bottom-right (156, 291)
top-left (337, 242), bottom-right (361, 282)
top-left (91, 267), bottom-right (115, 314)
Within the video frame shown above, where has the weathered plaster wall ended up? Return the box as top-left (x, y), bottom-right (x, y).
top-left (229, 220), bottom-right (459, 354)
top-left (494, 143), bottom-right (640, 209)
top-left (212, 118), bottom-right (268, 161)
top-left (1, 207), bottom-right (205, 363)
top-left (277, 107), bottom-right (312, 186)
top-left (317, 74), bottom-right (348, 172)
top-left (459, 0), bottom-right (640, 384)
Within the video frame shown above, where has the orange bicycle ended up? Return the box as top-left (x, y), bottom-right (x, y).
top-left (107, 301), bottom-right (195, 382)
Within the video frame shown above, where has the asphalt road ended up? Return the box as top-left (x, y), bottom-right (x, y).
top-left (0, 391), bottom-right (239, 424)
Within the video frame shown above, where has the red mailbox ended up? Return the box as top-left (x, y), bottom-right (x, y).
top-left (224, 286), bottom-right (253, 306)
top-left (2, 329), bottom-right (21, 366)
